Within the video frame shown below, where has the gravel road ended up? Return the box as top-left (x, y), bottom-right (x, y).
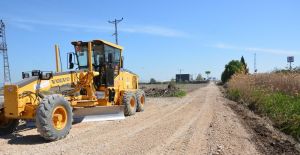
top-left (0, 83), bottom-right (298, 154)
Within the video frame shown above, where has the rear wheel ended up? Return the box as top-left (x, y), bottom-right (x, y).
top-left (123, 92), bottom-right (137, 116)
top-left (36, 94), bottom-right (73, 141)
top-left (0, 110), bottom-right (19, 136)
top-left (136, 90), bottom-right (146, 112)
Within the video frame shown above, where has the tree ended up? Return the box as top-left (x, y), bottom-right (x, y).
top-left (195, 74), bottom-right (203, 81)
top-left (221, 60), bottom-right (244, 83)
top-left (240, 56), bottom-right (249, 74)
top-left (149, 78), bottom-right (157, 84)
top-left (205, 71), bottom-right (211, 79)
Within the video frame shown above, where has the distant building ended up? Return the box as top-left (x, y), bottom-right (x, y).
top-left (176, 74), bottom-right (192, 82)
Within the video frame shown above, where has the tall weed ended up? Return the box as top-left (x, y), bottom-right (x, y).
top-left (227, 73), bottom-right (300, 141)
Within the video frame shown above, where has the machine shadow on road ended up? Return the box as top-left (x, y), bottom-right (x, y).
top-left (0, 121), bottom-right (91, 145)
top-left (7, 134), bottom-right (47, 145)
top-left (0, 124), bottom-right (49, 145)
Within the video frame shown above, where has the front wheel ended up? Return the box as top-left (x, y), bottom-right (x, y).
top-left (36, 95), bottom-right (73, 141)
top-left (0, 110), bottom-right (19, 136)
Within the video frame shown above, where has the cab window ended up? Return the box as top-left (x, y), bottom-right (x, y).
top-left (93, 44), bottom-right (105, 66)
top-left (76, 46), bottom-right (88, 69)
top-left (104, 45), bottom-right (121, 64)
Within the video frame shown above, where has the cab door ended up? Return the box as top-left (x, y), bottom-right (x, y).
top-left (104, 45), bottom-right (121, 87)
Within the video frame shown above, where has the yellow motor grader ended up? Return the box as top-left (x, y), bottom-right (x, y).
top-left (0, 39), bottom-right (145, 141)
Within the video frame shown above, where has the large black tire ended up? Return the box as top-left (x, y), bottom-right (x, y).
top-left (136, 89), bottom-right (146, 112)
top-left (123, 92), bottom-right (137, 116)
top-left (36, 94), bottom-right (73, 141)
top-left (0, 110), bottom-right (19, 136)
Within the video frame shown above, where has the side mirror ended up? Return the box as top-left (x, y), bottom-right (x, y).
top-left (108, 53), bottom-right (113, 63)
top-left (68, 53), bottom-right (74, 69)
top-left (69, 53), bottom-right (72, 63)
top-left (40, 71), bottom-right (53, 80)
top-left (22, 72), bottom-right (30, 79)
top-left (69, 63), bottom-right (74, 69)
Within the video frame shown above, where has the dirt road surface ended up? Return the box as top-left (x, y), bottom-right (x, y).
top-left (0, 83), bottom-right (298, 154)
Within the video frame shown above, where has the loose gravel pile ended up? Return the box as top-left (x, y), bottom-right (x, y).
top-left (142, 83), bottom-right (181, 97)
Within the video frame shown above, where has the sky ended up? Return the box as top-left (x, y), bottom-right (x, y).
top-left (0, 0), bottom-right (300, 83)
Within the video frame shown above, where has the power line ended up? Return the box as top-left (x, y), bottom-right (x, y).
top-left (108, 18), bottom-right (123, 45)
top-left (0, 20), bottom-right (11, 85)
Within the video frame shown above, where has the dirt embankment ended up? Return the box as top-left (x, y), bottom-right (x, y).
top-left (140, 83), bottom-right (207, 97)
top-left (0, 83), bottom-right (299, 155)
top-left (219, 86), bottom-right (300, 155)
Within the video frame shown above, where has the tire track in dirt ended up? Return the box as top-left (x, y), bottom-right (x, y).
top-left (147, 84), bottom-right (214, 155)
top-left (64, 87), bottom-right (209, 154)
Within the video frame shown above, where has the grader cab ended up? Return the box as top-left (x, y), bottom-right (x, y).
top-left (0, 40), bottom-right (145, 141)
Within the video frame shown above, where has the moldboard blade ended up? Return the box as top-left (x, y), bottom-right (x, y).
top-left (73, 105), bottom-right (125, 123)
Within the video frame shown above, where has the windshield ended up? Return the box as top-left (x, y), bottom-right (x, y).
top-left (74, 43), bottom-right (121, 70)
top-left (75, 44), bottom-right (105, 69)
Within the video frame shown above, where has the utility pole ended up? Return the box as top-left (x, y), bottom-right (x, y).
top-left (179, 69), bottom-right (183, 82)
top-left (0, 20), bottom-right (11, 85)
top-left (108, 18), bottom-right (123, 45)
top-left (254, 53), bottom-right (257, 73)
top-left (287, 56), bottom-right (294, 71)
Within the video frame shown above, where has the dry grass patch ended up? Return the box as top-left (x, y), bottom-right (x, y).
top-left (226, 73), bottom-right (300, 141)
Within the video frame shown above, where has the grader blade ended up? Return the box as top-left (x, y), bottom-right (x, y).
top-left (73, 105), bottom-right (125, 123)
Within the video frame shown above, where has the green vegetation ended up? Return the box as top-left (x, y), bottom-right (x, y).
top-left (226, 73), bottom-right (300, 141)
top-left (221, 56), bottom-right (248, 83)
top-left (221, 60), bottom-right (244, 83)
top-left (240, 56), bottom-right (249, 74)
top-left (170, 89), bottom-right (187, 97)
top-left (165, 82), bottom-right (187, 97)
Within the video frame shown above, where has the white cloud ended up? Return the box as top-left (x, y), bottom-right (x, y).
top-left (10, 22), bottom-right (35, 31)
top-left (121, 26), bottom-right (189, 37)
top-left (214, 43), bottom-right (300, 56)
top-left (9, 18), bottom-right (188, 38)
top-left (11, 18), bottom-right (110, 31)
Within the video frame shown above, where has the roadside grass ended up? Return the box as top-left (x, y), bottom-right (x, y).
top-left (168, 89), bottom-right (187, 97)
top-left (226, 73), bottom-right (300, 141)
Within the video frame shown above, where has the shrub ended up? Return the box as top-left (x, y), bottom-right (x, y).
top-left (221, 60), bottom-right (244, 83)
top-left (149, 78), bottom-right (157, 84)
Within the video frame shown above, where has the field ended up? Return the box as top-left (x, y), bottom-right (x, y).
top-left (226, 73), bottom-right (300, 141)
